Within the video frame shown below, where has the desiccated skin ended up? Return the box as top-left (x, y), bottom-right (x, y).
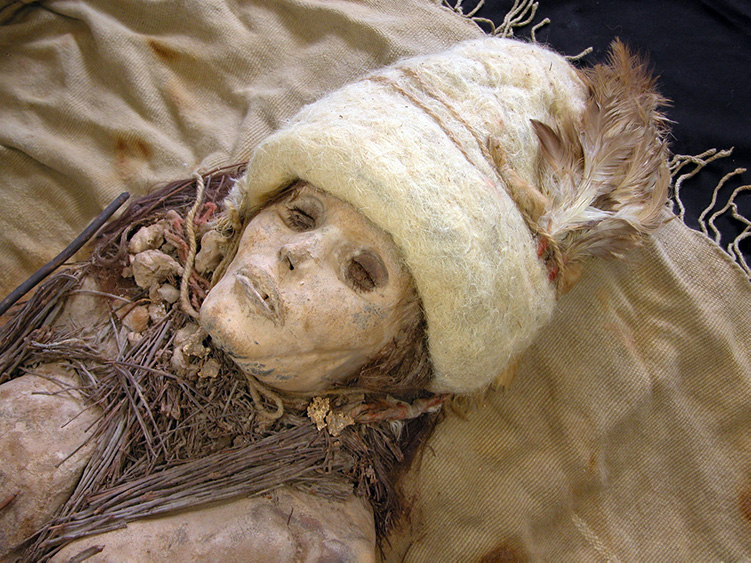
top-left (200, 183), bottom-right (416, 393)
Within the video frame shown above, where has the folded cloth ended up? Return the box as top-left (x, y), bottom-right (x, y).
top-left (0, 0), bottom-right (481, 298)
top-left (384, 217), bottom-right (751, 561)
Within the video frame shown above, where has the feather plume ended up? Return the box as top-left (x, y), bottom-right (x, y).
top-left (532, 40), bottom-right (671, 276)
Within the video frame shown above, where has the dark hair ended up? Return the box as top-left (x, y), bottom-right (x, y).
top-left (353, 297), bottom-right (433, 397)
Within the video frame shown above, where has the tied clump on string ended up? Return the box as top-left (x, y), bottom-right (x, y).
top-left (0, 165), bottom-right (442, 561)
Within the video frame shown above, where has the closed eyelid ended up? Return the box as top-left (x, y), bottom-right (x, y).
top-left (277, 194), bottom-right (325, 232)
top-left (346, 250), bottom-right (389, 291)
top-left (287, 191), bottom-right (323, 209)
top-left (296, 194), bottom-right (324, 213)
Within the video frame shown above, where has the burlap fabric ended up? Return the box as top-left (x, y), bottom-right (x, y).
top-left (0, 0), bottom-right (481, 298)
top-left (1, 1), bottom-right (749, 561)
top-left (384, 216), bottom-right (751, 560)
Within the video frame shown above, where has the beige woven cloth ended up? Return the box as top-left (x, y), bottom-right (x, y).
top-left (384, 217), bottom-right (751, 561)
top-left (0, 0), bottom-right (481, 297)
top-left (1, 1), bottom-right (749, 561)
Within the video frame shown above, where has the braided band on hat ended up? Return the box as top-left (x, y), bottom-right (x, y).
top-left (224, 38), bottom-right (586, 394)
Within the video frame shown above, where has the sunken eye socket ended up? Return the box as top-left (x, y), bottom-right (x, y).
top-left (281, 196), bottom-right (324, 232)
top-left (345, 251), bottom-right (389, 292)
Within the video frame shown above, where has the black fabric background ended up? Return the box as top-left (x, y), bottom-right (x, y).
top-left (475, 0), bottom-right (751, 265)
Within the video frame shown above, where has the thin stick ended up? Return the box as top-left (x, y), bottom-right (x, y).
top-left (0, 491), bottom-right (19, 512)
top-left (0, 192), bottom-right (130, 317)
top-left (65, 545), bottom-right (104, 563)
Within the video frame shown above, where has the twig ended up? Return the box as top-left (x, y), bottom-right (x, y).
top-left (0, 491), bottom-right (20, 512)
top-left (65, 544), bottom-right (104, 563)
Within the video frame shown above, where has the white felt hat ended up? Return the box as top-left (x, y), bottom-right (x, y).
top-left (226, 37), bottom-right (666, 394)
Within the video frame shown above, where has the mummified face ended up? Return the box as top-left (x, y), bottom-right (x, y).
top-left (200, 182), bottom-right (416, 393)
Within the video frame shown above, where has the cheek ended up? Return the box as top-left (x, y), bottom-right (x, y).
top-left (200, 279), bottom-right (257, 351)
top-left (199, 286), bottom-right (234, 346)
top-left (293, 283), bottom-right (391, 350)
top-left (229, 219), bottom-right (285, 269)
top-left (350, 303), bottom-right (389, 332)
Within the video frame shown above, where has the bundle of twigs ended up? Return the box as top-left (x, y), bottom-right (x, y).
top-left (0, 166), bottom-right (436, 561)
top-left (0, 269), bottom-right (87, 382)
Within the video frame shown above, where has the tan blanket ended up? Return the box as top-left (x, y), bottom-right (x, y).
top-left (1, 1), bottom-right (749, 561)
top-left (0, 0), bottom-right (480, 297)
top-left (385, 217), bottom-right (751, 560)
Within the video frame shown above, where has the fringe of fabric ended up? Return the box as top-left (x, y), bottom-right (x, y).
top-left (442, 0), bottom-right (539, 38)
top-left (670, 149), bottom-right (750, 277)
top-left (443, 2), bottom-right (747, 278)
top-left (442, 0), bottom-right (591, 58)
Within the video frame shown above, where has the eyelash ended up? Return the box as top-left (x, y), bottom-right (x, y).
top-left (285, 205), bottom-right (316, 231)
top-left (280, 198), bottom-right (385, 292)
top-left (346, 258), bottom-right (376, 292)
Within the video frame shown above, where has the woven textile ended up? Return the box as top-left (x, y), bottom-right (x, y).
top-left (1, 1), bottom-right (749, 560)
top-left (0, 0), bottom-right (481, 297)
top-left (384, 217), bottom-right (751, 561)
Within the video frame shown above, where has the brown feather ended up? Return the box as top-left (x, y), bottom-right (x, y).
top-left (532, 40), bottom-right (671, 271)
top-left (531, 118), bottom-right (583, 184)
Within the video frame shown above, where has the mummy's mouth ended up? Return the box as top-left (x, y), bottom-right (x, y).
top-left (234, 267), bottom-right (284, 325)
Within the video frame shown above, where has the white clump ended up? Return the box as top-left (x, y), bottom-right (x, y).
top-left (170, 323), bottom-right (209, 375)
top-left (148, 282), bottom-right (180, 304)
top-left (194, 230), bottom-right (225, 274)
top-left (148, 302), bottom-right (168, 323)
top-left (157, 283), bottom-right (180, 304)
top-left (127, 331), bottom-right (144, 346)
top-left (131, 250), bottom-right (183, 289)
top-left (128, 221), bottom-right (167, 254)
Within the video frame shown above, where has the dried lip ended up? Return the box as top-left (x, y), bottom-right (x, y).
top-left (234, 267), bottom-right (285, 326)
